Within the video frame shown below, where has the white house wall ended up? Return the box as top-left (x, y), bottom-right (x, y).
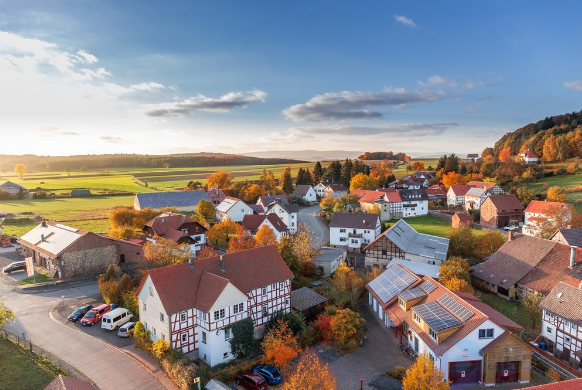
top-left (137, 276), bottom-right (171, 343)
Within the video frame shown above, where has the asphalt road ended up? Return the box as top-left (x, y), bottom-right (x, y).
top-left (0, 250), bottom-right (168, 390)
top-left (298, 204), bottom-right (329, 249)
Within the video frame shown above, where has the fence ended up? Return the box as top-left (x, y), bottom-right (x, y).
top-left (0, 329), bottom-right (99, 388)
top-left (533, 350), bottom-right (580, 381)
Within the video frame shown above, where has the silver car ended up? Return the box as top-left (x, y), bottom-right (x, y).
top-left (117, 321), bottom-right (136, 337)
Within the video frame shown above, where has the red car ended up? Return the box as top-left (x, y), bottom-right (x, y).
top-left (235, 372), bottom-right (268, 390)
top-left (80, 304), bottom-right (111, 326)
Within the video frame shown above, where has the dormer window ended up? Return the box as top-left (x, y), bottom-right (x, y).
top-left (413, 313), bottom-right (420, 323)
top-left (429, 328), bottom-right (437, 339)
top-left (399, 298), bottom-right (405, 309)
top-left (181, 228), bottom-right (188, 234)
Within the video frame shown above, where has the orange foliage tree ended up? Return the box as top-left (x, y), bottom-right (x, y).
top-left (255, 225), bottom-right (277, 246)
top-left (441, 171), bottom-right (467, 190)
top-left (546, 186), bottom-right (567, 202)
top-left (196, 246), bottom-right (219, 260)
top-left (207, 171), bottom-right (233, 189)
top-left (498, 146), bottom-right (511, 162)
top-left (403, 353), bottom-right (450, 390)
top-left (281, 349), bottom-right (336, 390)
top-left (329, 308), bottom-right (367, 352)
top-left (206, 219), bottom-right (240, 247)
top-left (228, 226), bottom-right (258, 252)
top-left (349, 173), bottom-right (379, 191)
top-left (412, 161), bottom-right (425, 172)
top-left (261, 319), bottom-right (301, 369)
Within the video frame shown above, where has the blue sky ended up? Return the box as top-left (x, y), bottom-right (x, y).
top-left (1, 1), bottom-right (581, 156)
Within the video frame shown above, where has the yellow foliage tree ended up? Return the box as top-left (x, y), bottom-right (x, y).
top-left (206, 219), bottom-right (240, 246)
top-left (143, 237), bottom-right (192, 268)
top-left (329, 308), bottom-right (367, 352)
top-left (228, 226), bottom-right (258, 253)
top-left (441, 172), bottom-right (467, 190)
top-left (349, 173), bottom-right (380, 191)
top-left (546, 186), bottom-right (567, 203)
top-left (262, 319), bottom-right (301, 369)
top-left (412, 161), bottom-right (425, 172)
top-left (207, 171), bottom-right (233, 189)
top-left (196, 199), bottom-right (216, 222)
top-left (403, 353), bottom-right (451, 390)
top-left (442, 277), bottom-right (474, 294)
top-left (152, 339), bottom-right (170, 360)
top-left (255, 224), bottom-right (277, 246)
top-left (14, 163), bottom-right (27, 179)
top-left (281, 349), bottom-right (336, 390)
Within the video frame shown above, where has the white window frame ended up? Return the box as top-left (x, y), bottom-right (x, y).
top-left (225, 327), bottom-right (231, 340)
top-left (180, 312), bottom-right (187, 322)
top-left (160, 313), bottom-right (165, 323)
top-left (181, 332), bottom-right (188, 343)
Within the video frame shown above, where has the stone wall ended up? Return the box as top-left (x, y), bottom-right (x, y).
top-left (60, 233), bottom-right (118, 278)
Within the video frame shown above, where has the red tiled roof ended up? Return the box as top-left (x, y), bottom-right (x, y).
top-left (466, 181), bottom-right (498, 191)
top-left (327, 184), bottom-right (348, 192)
top-left (384, 191), bottom-right (402, 202)
top-left (452, 291), bottom-right (479, 302)
top-left (520, 378), bottom-right (582, 390)
top-left (453, 213), bottom-right (473, 222)
top-left (142, 245), bottom-right (294, 315)
top-left (195, 271), bottom-right (230, 312)
top-left (376, 187), bottom-right (397, 193)
top-left (351, 190), bottom-right (386, 204)
top-left (426, 186), bottom-right (446, 196)
top-left (525, 200), bottom-right (566, 215)
top-left (521, 149), bottom-right (539, 159)
top-left (241, 214), bottom-right (288, 233)
top-left (449, 185), bottom-right (471, 196)
top-left (486, 194), bottom-right (524, 211)
top-left (144, 213), bottom-right (206, 237)
top-left (207, 187), bottom-right (227, 203)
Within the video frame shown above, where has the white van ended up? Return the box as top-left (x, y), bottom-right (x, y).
top-left (101, 308), bottom-right (132, 330)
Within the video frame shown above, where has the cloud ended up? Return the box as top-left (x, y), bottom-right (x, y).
top-left (145, 89), bottom-right (267, 117)
top-left (100, 136), bottom-right (123, 143)
top-left (130, 82), bottom-right (165, 92)
top-left (419, 74), bottom-right (501, 89)
top-left (289, 122), bottom-right (456, 137)
top-left (394, 15), bottom-right (417, 27)
top-left (564, 80), bottom-right (582, 92)
top-left (419, 75), bottom-right (458, 87)
top-left (33, 127), bottom-right (80, 136)
top-left (75, 50), bottom-right (98, 64)
top-left (282, 88), bottom-right (445, 122)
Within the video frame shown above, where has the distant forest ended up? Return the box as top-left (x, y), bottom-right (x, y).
top-left (493, 110), bottom-right (582, 160)
top-left (0, 153), bottom-right (305, 172)
top-left (357, 151), bottom-right (408, 161)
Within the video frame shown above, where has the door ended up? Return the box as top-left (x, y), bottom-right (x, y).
top-left (449, 361), bottom-right (481, 384)
top-left (414, 337), bottom-right (419, 353)
top-left (120, 254), bottom-right (125, 264)
top-left (496, 361), bottom-right (519, 383)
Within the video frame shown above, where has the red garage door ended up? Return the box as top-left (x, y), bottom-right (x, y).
top-left (449, 361), bottom-right (481, 384)
top-left (496, 361), bottom-right (519, 383)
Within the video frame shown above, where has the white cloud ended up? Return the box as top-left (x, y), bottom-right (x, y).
top-left (419, 74), bottom-right (501, 89)
top-left (419, 75), bottom-right (458, 87)
top-left (282, 88), bottom-right (446, 122)
top-left (289, 122), bottom-right (456, 137)
top-left (130, 82), bottom-right (166, 92)
top-left (75, 50), bottom-right (98, 64)
top-left (564, 80), bottom-right (582, 92)
top-left (394, 15), bottom-right (417, 27)
top-left (145, 90), bottom-right (267, 117)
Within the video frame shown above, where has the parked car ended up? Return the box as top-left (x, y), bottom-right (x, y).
top-left (68, 305), bottom-right (93, 322)
top-left (504, 225), bottom-right (519, 231)
top-left (2, 261), bottom-right (26, 273)
top-left (117, 322), bottom-right (136, 338)
top-left (235, 372), bottom-right (268, 390)
top-left (101, 308), bottom-right (132, 330)
top-left (252, 365), bottom-right (282, 385)
top-left (80, 304), bottom-right (111, 326)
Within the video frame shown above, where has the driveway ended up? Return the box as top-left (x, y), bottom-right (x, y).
top-left (298, 205), bottom-right (329, 249)
top-left (316, 302), bottom-right (412, 390)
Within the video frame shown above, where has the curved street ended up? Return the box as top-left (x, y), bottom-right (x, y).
top-left (298, 204), bottom-right (329, 249)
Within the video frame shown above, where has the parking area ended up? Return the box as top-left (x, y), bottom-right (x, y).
top-left (0, 246), bottom-right (31, 283)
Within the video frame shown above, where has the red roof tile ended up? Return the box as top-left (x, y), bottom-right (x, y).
top-left (449, 185), bottom-right (472, 196)
top-left (520, 378), bottom-right (582, 390)
top-left (351, 190), bottom-right (386, 204)
top-left (525, 200), bottom-right (567, 214)
top-left (521, 149), bottom-right (539, 159)
top-left (241, 214), bottom-right (288, 233)
top-left (144, 213), bottom-right (206, 239)
top-left (466, 181), bottom-right (498, 191)
top-left (486, 194), bottom-right (524, 211)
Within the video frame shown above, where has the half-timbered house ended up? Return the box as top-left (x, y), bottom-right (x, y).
top-left (136, 245), bottom-right (294, 367)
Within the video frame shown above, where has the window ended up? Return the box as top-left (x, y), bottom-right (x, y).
top-left (161, 334), bottom-right (165, 341)
top-left (280, 282), bottom-right (284, 289)
top-left (262, 288), bottom-right (267, 295)
top-left (272, 283), bottom-right (276, 289)
top-left (478, 329), bottom-right (494, 339)
top-left (149, 286), bottom-right (154, 296)
top-left (262, 306), bottom-right (268, 316)
top-left (223, 352), bottom-right (229, 359)
top-left (233, 303), bottom-right (244, 314)
top-left (573, 324), bottom-right (578, 331)
top-left (339, 229), bottom-right (346, 233)
top-left (180, 312), bottom-right (187, 322)
top-left (225, 328), bottom-right (231, 340)
top-left (399, 298), bottom-right (405, 308)
top-left (413, 313), bottom-right (420, 323)
top-left (429, 328), bottom-right (437, 339)
top-left (214, 309), bottom-right (225, 321)
top-left (153, 327), bottom-right (157, 336)
top-left (340, 237), bottom-right (347, 242)
top-left (160, 313), bottom-right (165, 322)
top-left (566, 320), bottom-right (571, 327)
top-left (143, 303), bottom-right (147, 312)
top-left (181, 333), bottom-right (188, 343)
top-left (565, 336), bottom-right (571, 345)
top-left (202, 331), bottom-right (206, 344)
top-left (240, 208), bottom-right (245, 212)
top-left (181, 228), bottom-right (188, 234)
top-left (291, 222), bottom-right (295, 227)
top-left (285, 299), bottom-right (289, 305)
top-left (547, 327), bottom-right (552, 334)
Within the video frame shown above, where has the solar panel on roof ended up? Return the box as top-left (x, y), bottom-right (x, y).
top-left (438, 294), bottom-right (474, 322)
top-left (398, 287), bottom-right (427, 302)
top-left (368, 265), bottom-right (417, 304)
top-left (419, 280), bottom-right (436, 293)
top-left (414, 301), bottom-right (461, 331)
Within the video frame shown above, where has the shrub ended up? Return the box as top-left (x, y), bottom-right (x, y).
top-left (386, 365), bottom-right (407, 380)
top-left (329, 308), bottom-right (367, 352)
top-left (299, 260), bottom-right (317, 277)
top-left (228, 318), bottom-right (255, 358)
top-left (161, 357), bottom-right (199, 390)
top-left (134, 321), bottom-right (152, 352)
top-left (152, 339), bottom-right (170, 360)
top-left (267, 311), bottom-right (306, 336)
top-left (299, 324), bottom-right (320, 347)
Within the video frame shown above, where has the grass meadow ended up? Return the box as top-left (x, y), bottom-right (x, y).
top-left (527, 169), bottom-right (582, 212)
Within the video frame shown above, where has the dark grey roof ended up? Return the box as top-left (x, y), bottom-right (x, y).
top-left (70, 189), bottom-right (92, 196)
top-left (291, 287), bottom-right (328, 312)
top-left (135, 190), bottom-right (211, 210)
top-left (259, 195), bottom-right (288, 205)
top-left (330, 212), bottom-right (379, 230)
top-left (313, 248), bottom-right (346, 263)
top-left (280, 203), bottom-right (299, 213)
top-left (293, 185), bottom-right (313, 196)
top-left (540, 281), bottom-right (582, 327)
top-left (555, 228), bottom-right (582, 248)
top-left (0, 181), bottom-right (27, 191)
top-left (382, 219), bottom-right (449, 261)
top-left (399, 188), bottom-right (429, 201)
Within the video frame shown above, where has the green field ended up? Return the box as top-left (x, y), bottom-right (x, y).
top-left (0, 338), bottom-right (67, 390)
top-left (386, 214), bottom-right (489, 238)
top-left (526, 170), bottom-right (582, 212)
top-left (479, 292), bottom-right (538, 338)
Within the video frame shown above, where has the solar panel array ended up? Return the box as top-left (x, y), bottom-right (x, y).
top-left (419, 280), bottom-right (437, 293)
top-left (413, 301), bottom-right (461, 331)
top-left (398, 287), bottom-right (427, 302)
top-left (438, 294), bottom-right (475, 322)
top-left (368, 265), bottom-right (417, 304)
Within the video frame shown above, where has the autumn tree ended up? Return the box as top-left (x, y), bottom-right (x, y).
top-left (412, 161), bottom-right (425, 172)
top-left (281, 166), bottom-right (294, 194)
top-left (441, 171), bottom-right (467, 190)
top-left (228, 226), bottom-right (258, 252)
top-left (439, 257), bottom-right (473, 294)
top-left (64, 166), bottom-right (71, 176)
top-left (109, 207), bottom-right (162, 239)
top-left (512, 186), bottom-right (536, 207)
top-left (14, 163), bottom-right (27, 179)
top-left (546, 186), bottom-right (567, 202)
top-left (402, 353), bottom-right (451, 390)
top-left (262, 319), bottom-right (301, 368)
top-left (293, 224), bottom-right (317, 262)
top-left (521, 292), bottom-right (544, 328)
top-left (196, 246), bottom-right (219, 259)
top-left (329, 308), bottom-right (367, 352)
top-left (144, 237), bottom-right (192, 268)
top-left (313, 161), bottom-right (324, 184)
top-left (328, 263), bottom-right (366, 308)
top-left (534, 204), bottom-right (582, 239)
top-left (0, 300), bottom-right (16, 329)
top-left (196, 199), bottom-right (216, 222)
top-left (256, 225), bottom-right (277, 246)
top-left (370, 162), bottom-right (395, 186)
top-left (206, 219), bottom-right (240, 247)
top-left (186, 180), bottom-right (203, 190)
top-left (543, 136), bottom-right (558, 162)
top-left (79, 165), bottom-right (88, 172)
top-left (498, 146), bottom-right (512, 162)
top-left (281, 349), bottom-right (336, 390)
top-left (349, 173), bottom-right (379, 191)
top-left (242, 183), bottom-right (263, 203)
top-left (276, 235), bottom-right (300, 275)
top-left (207, 171), bottom-right (233, 189)
top-left (473, 230), bottom-right (505, 260)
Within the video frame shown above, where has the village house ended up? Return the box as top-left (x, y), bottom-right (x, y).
top-left (464, 187), bottom-right (489, 211)
top-left (452, 212), bottom-right (473, 228)
top-left (447, 185), bottom-right (472, 208)
top-left (143, 212), bottom-right (207, 254)
top-left (462, 153), bottom-right (480, 163)
top-left (551, 227), bottom-right (582, 247)
top-left (367, 263), bottom-right (532, 386)
top-left (291, 287), bottom-right (328, 320)
top-left (0, 180), bottom-right (27, 195)
top-left (241, 214), bottom-right (289, 241)
top-left (18, 221), bottom-right (126, 279)
top-left (329, 212), bottom-right (381, 251)
top-left (539, 281), bottom-right (582, 368)
top-left (312, 247), bottom-right (346, 276)
top-left (313, 182), bottom-right (332, 198)
top-left (256, 195), bottom-right (288, 208)
top-left (351, 190), bottom-right (391, 220)
top-left (323, 184), bottom-right (349, 199)
top-left (379, 189), bottom-right (404, 219)
top-left (136, 245), bottom-right (294, 367)
top-left (215, 197), bottom-right (253, 223)
top-left (480, 194), bottom-right (524, 229)
top-left (399, 188), bottom-right (429, 217)
top-left (426, 185), bottom-right (447, 204)
top-left (364, 219), bottom-right (449, 268)
top-left (292, 184), bottom-right (317, 204)
top-left (265, 202), bottom-right (298, 234)
top-left (134, 190), bottom-right (211, 212)
top-left (387, 258), bottom-right (441, 279)
top-left (471, 232), bottom-right (582, 300)
top-left (207, 187), bottom-right (227, 206)
top-left (520, 149), bottom-right (539, 164)
top-left (522, 200), bottom-right (569, 237)
top-left (466, 181), bottom-right (505, 195)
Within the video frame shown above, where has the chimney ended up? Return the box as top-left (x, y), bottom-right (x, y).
top-left (162, 218), bottom-right (165, 223)
top-left (570, 246), bottom-right (578, 268)
top-left (219, 255), bottom-right (225, 272)
top-left (41, 221), bottom-right (47, 228)
top-left (188, 257), bottom-right (195, 269)
top-left (41, 234), bottom-right (45, 242)
top-left (508, 231), bottom-right (513, 241)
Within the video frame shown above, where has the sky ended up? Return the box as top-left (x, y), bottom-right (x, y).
top-left (1, 1), bottom-right (582, 157)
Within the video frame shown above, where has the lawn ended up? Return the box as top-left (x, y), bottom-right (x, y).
top-left (0, 337), bottom-right (67, 390)
top-left (387, 215), bottom-right (454, 238)
top-left (392, 159), bottom-right (439, 180)
top-left (527, 170), bottom-right (582, 212)
top-left (18, 273), bottom-right (52, 285)
top-left (479, 292), bottom-right (539, 338)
